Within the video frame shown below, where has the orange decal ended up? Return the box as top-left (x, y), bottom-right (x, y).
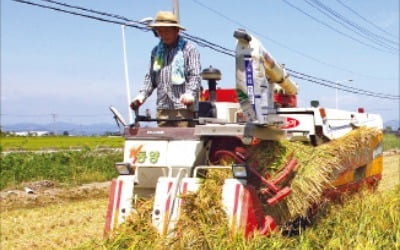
top-left (129, 145), bottom-right (143, 163)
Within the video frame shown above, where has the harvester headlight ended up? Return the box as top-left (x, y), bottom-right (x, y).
top-left (232, 164), bottom-right (248, 179)
top-left (115, 162), bottom-right (134, 175)
top-left (311, 100), bottom-right (319, 108)
top-left (241, 136), bottom-right (253, 145)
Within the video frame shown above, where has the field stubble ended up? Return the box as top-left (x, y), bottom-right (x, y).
top-left (0, 154), bottom-right (399, 249)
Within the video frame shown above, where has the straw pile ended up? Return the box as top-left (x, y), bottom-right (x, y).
top-left (175, 169), bottom-right (231, 248)
top-left (107, 170), bottom-right (231, 249)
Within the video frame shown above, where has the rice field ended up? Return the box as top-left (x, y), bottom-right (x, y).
top-left (1, 155), bottom-right (398, 250)
top-left (1, 132), bottom-right (398, 249)
top-left (0, 136), bottom-right (124, 151)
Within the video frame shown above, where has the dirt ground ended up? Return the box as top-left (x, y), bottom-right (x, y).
top-left (0, 181), bottom-right (111, 210)
top-left (378, 151), bottom-right (400, 191)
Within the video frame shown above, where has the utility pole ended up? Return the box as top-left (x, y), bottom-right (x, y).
top-left (120, 18), bottom-right (152, 124)
top-left (172, 0), bottom-right (180, 21)
top-left (121, 24), bottom-right (134, 124)
top-left (50, 113), bottom-right (57, 135)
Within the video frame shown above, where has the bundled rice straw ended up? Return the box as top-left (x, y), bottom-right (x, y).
top-left (175, 169), bottom-right (231, 248)
top-left (246, 126), bottom-right (382, 222)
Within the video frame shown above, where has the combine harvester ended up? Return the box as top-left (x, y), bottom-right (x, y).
top-left (104, 29), bottom-right (383, 238)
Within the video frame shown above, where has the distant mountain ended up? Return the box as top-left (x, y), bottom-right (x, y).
top-left (384, 120), bottom-right (400, 131)
top-left (2, 119), bottom-right (399, 135)
top-left (1, 121), bottom-right (121, 136)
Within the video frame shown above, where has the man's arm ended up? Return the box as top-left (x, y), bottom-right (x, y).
top-left (184, 43), bottom-right (201, 97)
top-left (130, 48), bottom-right (157, 110)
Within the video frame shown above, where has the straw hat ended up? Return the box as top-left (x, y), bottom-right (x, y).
top-left (148, 11), bottom-right (186, 30)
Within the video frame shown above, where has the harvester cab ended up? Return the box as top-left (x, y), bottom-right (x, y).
top-left (105, 29), bottom-right (383, 238)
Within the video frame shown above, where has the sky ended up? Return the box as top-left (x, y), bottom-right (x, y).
top-left (1, 0), bottom-right (399, 126)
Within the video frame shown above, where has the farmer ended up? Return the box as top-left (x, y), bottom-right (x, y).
top-left (130, 11), bottom-right (201, 127)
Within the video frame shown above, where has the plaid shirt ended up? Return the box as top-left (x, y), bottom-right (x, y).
top-left (138, 37), bottom-right (201, 110)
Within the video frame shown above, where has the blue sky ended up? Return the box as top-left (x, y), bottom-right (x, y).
top-left (1, 0), bottom-right (399, 126)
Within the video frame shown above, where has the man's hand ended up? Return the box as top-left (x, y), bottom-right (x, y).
top-left (179, 93), bottom-right (195, 106)
top-left (130, 95), bottom-right (145, 110)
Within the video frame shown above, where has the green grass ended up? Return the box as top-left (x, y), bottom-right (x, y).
top-left (0, 150), bottom-right (121, 190)
top-left (0, 136), bottom-right (124, 151)
top-left (0, 136), bottom-right (124, 190)
top-left (383, 133), bottom-right (400, 151)
top-left (1, 133), bottom-right (398, 152)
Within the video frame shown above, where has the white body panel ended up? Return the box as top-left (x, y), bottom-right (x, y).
top-left (279, 107), bottom-right (383, 140)
top-left (124, 140), bottom-right (168, 167)
top-left (214, 102), bottom-right (241, 122)
top-left (116, 175), bottom-right (136, 224)
top-left (222, 179), bottom-right (246, 232)
top-left (123, 139), bottom-right (203, 188)
top-left (105, 175), bottom-right (135, 234)
top-left (196, 106), bottom-right (383, 143)
top-left (167, 141), bottom-right (204, 167)
top-left (152, 177), bottom-right (201, 236)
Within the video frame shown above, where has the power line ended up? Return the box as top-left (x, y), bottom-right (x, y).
top-left (293, 74), bottom-right (399, 99)
top-left (305, 0), bottom-right (398, 52)
top-left (190, 0), bottom-right (357, 73)
top-left (316, 0), bottom-right (398, 46)
top-left (286, 69), bottom-right (399, 97)
top-left (40, 0), bottom-right (399, 54)
top-left (13, 0), bottom-right (148, 30)
top-left (1, 114), bottom-right (50, 117)
top-left (282, 0), bottom-right (396, 54)
top-left (181, 33), bottom-right (235, 57)
top-left (39, 0), bottom-right (138, 23)
top-left (36, 0), bottom-right (398, 80)
top-left (31, 0), bottom-right (235, 57)
top-left (1, 113), bottom-right (111, 117)
top-left (287, 69), bottom-right (399, 99)
top-left (190, 0), bottom-right (397, 81)
top-left (35, 0), bottom-right (400, 73)
top-left (336, 0), bottom-right (399, 40)
top-left (310, 0), bottom-right (398, 48)
top-left (11, 0), bottom-right (399, 100)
